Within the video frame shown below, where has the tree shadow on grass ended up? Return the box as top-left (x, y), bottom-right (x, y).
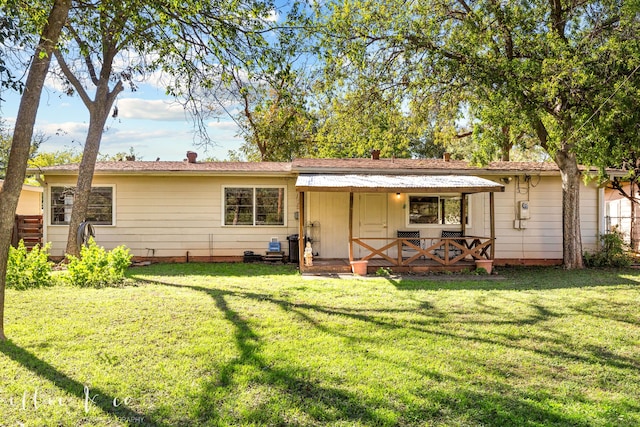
top-left (140, 278), bottom-right (633, 426)
top-left (192, 288), bottom-right (390, 425)
top-left (387, 266), bottom-right (640, 291)
top-left (0, 340), bottom-right (165, 426)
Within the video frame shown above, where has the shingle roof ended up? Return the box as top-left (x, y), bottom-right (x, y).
top-left (29, 161), bottom-right (292, 175)
top-left (29, 157), bottom-right (620, 177)
top-left (291, 158), bottom-right (562, 174)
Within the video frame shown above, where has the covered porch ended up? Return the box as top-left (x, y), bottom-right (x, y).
top-left (296, 174), bottom-right (505, 274)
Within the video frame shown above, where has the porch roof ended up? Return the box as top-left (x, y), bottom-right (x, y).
top-left (296, 174), bottom-right (505, 193)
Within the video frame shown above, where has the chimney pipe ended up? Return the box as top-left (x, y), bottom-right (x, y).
top-left (371, 149), bottom-right (381, 160)
top-left (186, 151), bottom-right (198, 163)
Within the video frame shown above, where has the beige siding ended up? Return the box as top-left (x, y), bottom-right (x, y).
top-left (41, 171), bottom-right (604, 262)
top-left (44, 175), bottom-right (299, 258)
top-left (305, 175), bottom-right (602, 262)
top-left (16, 188), bottom-right (42, 215)
top-left (580, 182), bottom-right (601, 252)
top-left (305, 192), bottom-right (350, 258)
top-left (482, 176), bottom-right (600, 259)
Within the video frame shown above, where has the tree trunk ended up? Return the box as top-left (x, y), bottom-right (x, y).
top-left (499, 125), bottom-right (511, 161)
top-left (0, 0), bottom-right (71, 341)
top-left (630, 181), bottom-right (638, 252)
top-left (555, 148), bottom-right (584, 269)
top-left (65, 104), bottom-right (112, 257)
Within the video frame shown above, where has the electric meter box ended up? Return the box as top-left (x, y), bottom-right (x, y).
top-left (518, 201), bottom-right (531, 220)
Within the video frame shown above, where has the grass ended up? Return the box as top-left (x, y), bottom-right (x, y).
top-left (1, 263), bottom-right (640, 426)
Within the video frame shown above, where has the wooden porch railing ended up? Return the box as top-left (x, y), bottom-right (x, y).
top-left (350, 236), bottom-right (494, 266)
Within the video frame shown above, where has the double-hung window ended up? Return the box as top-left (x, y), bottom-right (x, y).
top-left (224, 187), bottom-right (285, 226)
top-left (407, 195), bottom-right (468, 226)
top-left (50, 186), bottom-right (114, 225)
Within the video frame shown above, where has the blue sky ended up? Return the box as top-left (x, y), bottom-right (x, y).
top-left (0, 1), bottom-right (305, 162)
top-left (0, 76), bottom-right (246, 161)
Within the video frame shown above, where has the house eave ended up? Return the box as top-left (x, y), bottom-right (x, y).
top-left (295, 174), bottom-right (505, 193)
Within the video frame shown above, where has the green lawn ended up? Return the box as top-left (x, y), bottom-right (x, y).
top-left (1, 264), bottom-right (640, 426)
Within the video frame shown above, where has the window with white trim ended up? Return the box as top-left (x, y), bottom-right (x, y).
top-left (51, 186), bottom-right (114, 225)
top-left (407, 195), bottom-right (468, 226)
top-left (224, 187), bottom-right (285, 226)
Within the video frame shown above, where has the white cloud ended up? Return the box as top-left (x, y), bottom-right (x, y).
top-left (265, 10), bottom-right (280, 22)
top-left (38, 121), bottom-right (89, 139)
top-left (207, 120), bottom-right (242, 132)
top-left (116, 98), bottom-right (189, 121)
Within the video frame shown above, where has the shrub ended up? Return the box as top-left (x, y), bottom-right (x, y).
top-left (6, 240), bottom-right (54, 290)
top-left (65, 238), bottom-right (132, 288)
top-left (375, 267), bottom-right (392, 277)
top-left (583, 230), bottom-right (633, 268)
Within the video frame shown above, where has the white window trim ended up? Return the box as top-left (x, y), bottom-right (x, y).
top-left (48, 184), bottom-right (116, 227)
top-left (221, 185), bottom-right (287, 227)
top-left (405, 193), bottom-right (471, 228)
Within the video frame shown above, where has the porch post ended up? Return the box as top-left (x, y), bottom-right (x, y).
top-left (299, 191), bottom-right (305, 271)
top-left (490, 191), bottom-right (496, 259)
top-left (348, 192), bottom-right (354, 262)
top-left (461, 193), bottom-right (467, 235)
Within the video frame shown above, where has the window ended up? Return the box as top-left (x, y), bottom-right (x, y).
top-left (224, 187), bottom-right (285, 226)
top-left (51, 186), bottom-right (114, 225)
top-left (408, 195), bottom-right (467, 226)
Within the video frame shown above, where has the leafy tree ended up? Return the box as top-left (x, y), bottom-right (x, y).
top-left (234, 67), bottom-right (316, 161)
top-left (0, 120), bottom-right (48, 178)
top-left (53, 0), bottom-right (141, 256)
top-left (55, 0), bottom-right (279, 256)
top-left (0, 0), bottom-right (71, 341)
top-left (0, 11), bottom-right (26, 99)
top-left (312, 86), bottom-right (447, 159)
top-left (563, 6), bottom-right (640, 250)
top-left (169, 2), bottom-right (315, 162)
top-left (314, 0), bottom-right (640, 268)
top-left (28, 148), bottom-right (83, 169)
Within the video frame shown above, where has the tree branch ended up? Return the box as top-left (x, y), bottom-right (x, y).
top-left (54, 49), bottom-right (93, 108)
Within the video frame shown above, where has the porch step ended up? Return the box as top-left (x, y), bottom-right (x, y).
top-left (263, 251), bottom-right (285, 262)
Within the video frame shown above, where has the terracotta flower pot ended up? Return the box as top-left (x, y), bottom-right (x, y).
top-left (475, 259), bottom-right (493, 274)
top-left (350, 260), bottom-right (369, 275)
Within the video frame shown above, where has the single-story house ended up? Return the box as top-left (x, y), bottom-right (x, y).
top-left (28, 154), bottom-right (618, 273)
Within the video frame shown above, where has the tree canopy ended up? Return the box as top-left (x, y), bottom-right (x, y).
top-left (310, 0), bottom-right (640, 267)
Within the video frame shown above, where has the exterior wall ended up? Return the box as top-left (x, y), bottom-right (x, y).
top-left (305, 192), bottom-right (350, 258)
top-left (42, 175), bottom-right (299, 258)
top-left (41, 171), bottom-right (604, 263)
top-left (305, 175), bottom-right (603, 263)
top-left (16, 188), bottom-right (43, 215)
top-left (481, 175), bottom-right (600, 260)
top-left (604, 185), bottom-right (633, 243)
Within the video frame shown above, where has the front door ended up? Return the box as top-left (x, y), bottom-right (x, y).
top-left (357, 193), bottom-right (388, 258)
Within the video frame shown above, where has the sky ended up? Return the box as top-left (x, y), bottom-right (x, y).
top-left (0, 75), bottom-right (247, 162)
top-left (0, 1), bottom-right (314, 162)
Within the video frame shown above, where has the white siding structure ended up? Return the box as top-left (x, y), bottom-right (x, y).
top-left (36, 161), bottom-right (298, 260)
top-left (32, 156), bottom-right (612, 266)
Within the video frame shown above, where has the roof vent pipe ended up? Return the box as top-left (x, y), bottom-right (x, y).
top-left (371, 149), bottom-right (381, 160)
top-left (186, 151), bottom-right (198, 163)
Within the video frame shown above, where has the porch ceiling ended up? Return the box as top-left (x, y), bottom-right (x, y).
top-left (296, 174), bottom-right (505, 193)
